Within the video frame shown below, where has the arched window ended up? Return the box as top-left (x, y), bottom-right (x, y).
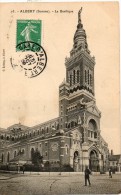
top-left (77, 70), bottom-right (80, 83)
top-left (73, 70), bottom-right (75, 84)
top-left (90, 74), bottom-right (92, 86)
top-left (75, 121), bottom-right (77, 126)
top-left (22, 149), bottom-right (25, 154)
top-left (1, 154), bottom-right (4, 163)
top-left (57, 123), bottom-right (59, 130)
top-left (14, 151), bottom-right (17, 157)
top-left (71, 121), bottom-right (74, 128)
top-left (94, 132), bottom-right (97, 139)
top-left (31, 148), bottom-right (35, 159)
top-left (45, 151), bottom-right (48, 156)
top-left (30, 133), bottom-right (31, 137)
top-left (1, 135), bottom-right (3, 139)
top-left (55, 122), bottom-right (57, 128)
top-left (46, 127), bottom-right (49, 133)
top-left (6, 136), bottom-right (9, 140)
top-left (68, 123), bottom-right (70, 128)
top-left (88, 70), bottom-right (90, 85)
top-left (70, 75), bottom-right (72, 86)
top-left (89, 119), bottom-right (97, 130)
top-left (7, 152), bottom-right (10, 162)
top-left (85, 70), bottom-right (87, 83)
top-left (42, 129), bottom-right (44, 134)
top-left (12, 137), bottom-right (14, 141)
top-left (65, 122), bottom-right (68, 128)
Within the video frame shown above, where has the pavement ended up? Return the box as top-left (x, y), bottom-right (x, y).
top-left (0, 172), bottom-right (121, 195)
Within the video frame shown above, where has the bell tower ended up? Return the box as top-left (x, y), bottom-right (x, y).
top-left (65, 8), bottom-right (95, 103)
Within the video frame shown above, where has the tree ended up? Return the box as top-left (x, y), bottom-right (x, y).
top-left (31, 148), bottom-right (43, 165)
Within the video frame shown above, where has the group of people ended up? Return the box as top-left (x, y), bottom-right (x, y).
top-left (84, 166), bottom-right (113, 187)
top-left (17, 164), bottom-right (25, 174)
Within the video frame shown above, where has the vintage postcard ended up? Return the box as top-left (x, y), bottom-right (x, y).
top-left (0, 2), bottom-right (120, 195)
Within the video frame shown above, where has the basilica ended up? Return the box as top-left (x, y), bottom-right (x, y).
top-left (0, 9), bottom-right (109, 172)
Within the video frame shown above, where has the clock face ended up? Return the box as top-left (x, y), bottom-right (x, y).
top-left (51, 142), bottom-right (58, 151)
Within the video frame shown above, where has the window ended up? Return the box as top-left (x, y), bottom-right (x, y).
top-left (88, 70), bottom-right (89, 85)
top-left (73, 70), bottom-right (75, 84)
top-left (45, 142), bottom-right (48, 146)
top-left (88, 131), bottom-right (90, 137)
top-left (1, 154), bottom-right (4, 162)
top-left (71, 121), bottom-right (74, 128)
top-left (46, 127), bottom-right (49, 133)
top-left (65, 123), bottom-right (68, 128)
top-left (70, 75), bottom-right (72, 86)
top-left (45, 151), bottom-right (48, 156)
top-left (40, 143), bottom-right (41, 147)
top-left (85, 70), bottom-right (87, 83)
top-left (14, 151), bottom-right (17, 157)
top-left (12, 137), bottom-right (14, 141)
top-left (7, 152), bottom-right (10, 162)
top-left (22, 149), bottom-right (25, 154)
top-left (90, 74), bottom-right (92, 86)
top-left (55, 122), bottom-right (57, 128)
top-left (94, 132), bottom-right (97, 139)
top-left (77, 70), bottom-right (80, 83)
top-left (57, 123), bottom-right (59, 130)
top-left (68, 123), bottom-right (70, 128)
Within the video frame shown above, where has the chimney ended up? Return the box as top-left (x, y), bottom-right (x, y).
top-left (111, 150), bottom-right (113, 155)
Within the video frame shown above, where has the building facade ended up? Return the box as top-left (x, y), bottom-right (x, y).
top-left (109, 150), bottom-right (121, 172)
top-left (0, 9), bottom-right (109, 172)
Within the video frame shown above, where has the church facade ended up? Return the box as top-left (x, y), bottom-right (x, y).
top-left (0, 9), bottom-right (109, 172)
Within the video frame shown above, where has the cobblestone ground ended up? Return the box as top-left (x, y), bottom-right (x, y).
top-left (0, 172), bottom-right (121, 195)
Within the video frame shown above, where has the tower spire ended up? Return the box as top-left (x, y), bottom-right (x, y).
top-left (78, 7), bottom-right (82, 24)
top-left (71, 7), bottom-right (90, 54)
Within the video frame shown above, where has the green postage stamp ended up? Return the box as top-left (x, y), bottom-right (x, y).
top-left (16, 20), bottom-right (42, 49)
top-left (11, 19), bottom-right (47, 78)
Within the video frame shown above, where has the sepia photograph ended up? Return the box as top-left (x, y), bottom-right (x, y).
top-left (0, 2), bottom-right (120, 194)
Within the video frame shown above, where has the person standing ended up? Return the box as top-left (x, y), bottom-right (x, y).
top-left (22, 165), bottom-right (25, 174)
top-left (84, 166), bottom-right (91, 186)
top-left (109, 168), bottom-right (112, 178)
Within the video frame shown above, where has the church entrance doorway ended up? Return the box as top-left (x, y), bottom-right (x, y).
top-left (89, 150), bottom-right (99, 171)
top-left (73, 151), bottom-right (79, 172)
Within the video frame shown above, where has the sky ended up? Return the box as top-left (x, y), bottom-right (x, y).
top-left (0, 2), bottom-right (120, 154)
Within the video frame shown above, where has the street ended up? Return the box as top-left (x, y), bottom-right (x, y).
top-left (0, 172), bottom-right (121, 195)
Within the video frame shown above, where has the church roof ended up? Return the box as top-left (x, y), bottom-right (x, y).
top-left (0, 127), bottom-right (7, 133)
top-left (109, 154), bottom-right (121, 161)
top-left (7, 123), bottom-right (29, 130)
